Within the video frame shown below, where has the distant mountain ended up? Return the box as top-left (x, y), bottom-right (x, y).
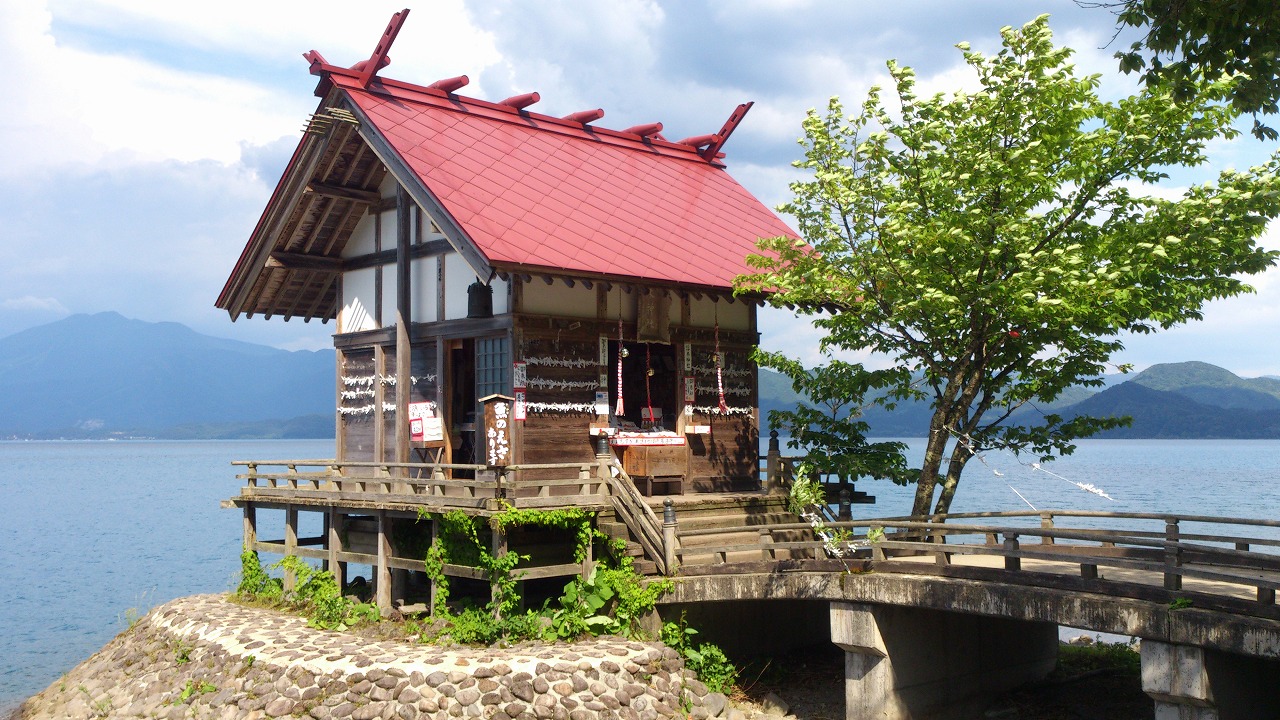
top-left (1064, 382), bottom-right (1280, 438)
top-left (0, 312), bottom-right (334, 438)
top-left (1130, 361), bottom-right (1280, 410)
top-left (757, 361), bottom-right (1280, 439)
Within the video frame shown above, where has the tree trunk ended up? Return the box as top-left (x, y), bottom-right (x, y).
top-left (932, 442), bottom-right (974, 515)
top-left (913, 423), bottom-right (951, 516)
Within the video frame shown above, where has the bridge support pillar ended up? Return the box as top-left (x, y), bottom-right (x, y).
top-left (830, 602), bottom-right (1056, 720)
top-left (1141, 640), bottom-right (1280, 719)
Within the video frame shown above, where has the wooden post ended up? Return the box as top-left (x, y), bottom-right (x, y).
top-left (1003, 533), bottom-right (1021, 572)
top-left (1039, 512), bottom-right (1055, 545)
top-left (1164, 517), bottom-right (1182, 591)
top-left (429, 518), bottom-right (440, 615)
top-left (335, 348), bottom-right (346, 462)
top-left (765, 429), bottom-right (781, 494)
top-left (662, 498), bottom-right (678, 576)
top-left (374, 344), bottom-right (386, 462)
top-left (376, 511), bottom-right (392, 613)
top-left (283, 506), bottom-right (299, 592)
top-left (328, 506), bottom-right (345, 589)
top-left (242, 503), bottom-right (257, 551)
top-left (491, 525), bottom-right (509, 615)
top-left (581, 521), bottom-right (594, 577)
top-left (395, 185), bottom-right (412, 471)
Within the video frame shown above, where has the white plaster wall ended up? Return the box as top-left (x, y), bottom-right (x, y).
top-left (603, 289), bottom-right (638, 322)
top-left (439, 256), bottom-right (509, 319)
top-left (381, 263), bottom-right (398, 326)
top-left (523, 282), bottom-right (597, 318)
top-left (344, 211), bottom-right (378, 258)
top-left (411, 255), bottom-right (437, 322)
top-left (689, 295), bottom-right (751, 331)
top-left (492, 276), bottom-right (509, 315)
top-left (340, 267), bottom-right (379, 332)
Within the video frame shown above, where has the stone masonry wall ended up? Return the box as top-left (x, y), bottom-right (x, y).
top-left (17, 595), bottom-right (718, 720)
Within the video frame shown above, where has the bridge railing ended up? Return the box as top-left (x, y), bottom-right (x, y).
top-left (673, 509), bottom-right (1280, 612)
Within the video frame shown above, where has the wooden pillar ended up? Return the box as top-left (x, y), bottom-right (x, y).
top-left (436, 340), bottom-right (450, 465)
top-left (376, 510), bottom-right (392, 613)
top-left (428, 518), bottom-right (440, 615)
top-left (395, 186), bottom-right (412, 470)
top-left (283, 506), bottom-right (299, 592)
top-left (335, 348), bottom-right (346, 461)
top-left (327, 506), bottom-right (346, 590)
top-left (491, 526), bottom-right (508, 615)
top-left (242, 503), bottom-right (257, 551)
top-left (373, 345), bottom-right (386, 462)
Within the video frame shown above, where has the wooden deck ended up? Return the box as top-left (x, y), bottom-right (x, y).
top-left (228, 453), bottom-right (1280, 623)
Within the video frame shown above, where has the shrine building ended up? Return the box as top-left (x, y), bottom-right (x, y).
top-left (216, 9), bottom-right (809, 612)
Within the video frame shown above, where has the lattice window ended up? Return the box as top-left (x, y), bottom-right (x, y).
top-left (476, 336), bottom-right (510, 398)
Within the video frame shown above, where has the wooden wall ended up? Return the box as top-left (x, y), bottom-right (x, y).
top-left (685, 339), bottom-right (759, 491)
top-left (339, 349), bottom-right (377, 461)
top-left (338, 344), bottom-right (438, 463)
top-left (516, 329), bottom-right (599, 468)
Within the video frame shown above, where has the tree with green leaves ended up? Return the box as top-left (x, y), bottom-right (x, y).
top-left (1084, 0), bottom-right (1280, 139)
top-left (739, 15), bottom-right (1280, 516)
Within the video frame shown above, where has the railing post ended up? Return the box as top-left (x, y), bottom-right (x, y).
top-left (596, 435), bottom-right (613, 487)
top-left (242, 502), bottom-right (257, 551)
top-left (662, 499), bottom-right (678, 576)
top-left (1039, 512), bottom-right (1054, 545)
top-left (759, 528), bottom-right (775, 561)
top-left (376, 510), bottom-right (392, 614)
top-left (283, 506), bottom-right (299, 592)
top-left (1164, 517), bottom-right (1182, 591)
top-left (1003, 533), bottom-right (1021, 571)
top-left (246, 462), bottom-right (258, 488)
top-left (765, 429), bottom-right (782, 494)
top-left (328, 506), bottom-right (345, 591)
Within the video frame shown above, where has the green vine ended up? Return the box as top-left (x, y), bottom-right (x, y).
top-left (236, 550), bottom-right (282, 599)
top-left (235, 549), bottom-right (379, 631)
top-left (416, 504), bottom-right (669, 643)
top-left (662, 614), bottom-right (738, 694)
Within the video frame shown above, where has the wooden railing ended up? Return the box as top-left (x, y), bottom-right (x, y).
top-left (673, 509), bottom-right (1280, 613)
top-left (234, 456), bottom-right (677, 576)
top-left (234, 459), bottom-right (610, 511)
top-left (601, 457), bottom-right (669, 576)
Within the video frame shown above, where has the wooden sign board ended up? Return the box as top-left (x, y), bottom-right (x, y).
top-left (480, 394), bottom-right (514, 467)
top-left (409, 401), bottom-right (443, 442)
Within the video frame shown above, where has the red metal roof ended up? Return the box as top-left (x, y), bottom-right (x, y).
top-left (330, 73), bottom-right (796, 290)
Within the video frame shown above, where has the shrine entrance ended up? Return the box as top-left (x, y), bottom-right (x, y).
top-left (609, 340), bottom-right (677, 430)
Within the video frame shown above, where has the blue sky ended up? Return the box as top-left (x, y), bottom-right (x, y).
top-left (3, 1), bottom-right (1277, 376)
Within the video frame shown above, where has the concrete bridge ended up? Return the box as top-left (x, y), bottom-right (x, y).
top-left (661, 508), bottom-right (1280, 720)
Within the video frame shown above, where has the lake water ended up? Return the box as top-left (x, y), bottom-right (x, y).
top-left (2, 438), bottom-right (1278, 708)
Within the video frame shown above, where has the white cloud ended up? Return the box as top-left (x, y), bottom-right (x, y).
top-left (1, 1), bottom-right (501, 176)
top-left (0, 296), bottom-right (69, 313)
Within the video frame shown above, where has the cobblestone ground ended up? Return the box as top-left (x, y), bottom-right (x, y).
top-left (15, 595), bottom-right (714, 720)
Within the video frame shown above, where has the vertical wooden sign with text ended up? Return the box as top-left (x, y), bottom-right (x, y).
top-left (481, 394), bottom-right (514, 467)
